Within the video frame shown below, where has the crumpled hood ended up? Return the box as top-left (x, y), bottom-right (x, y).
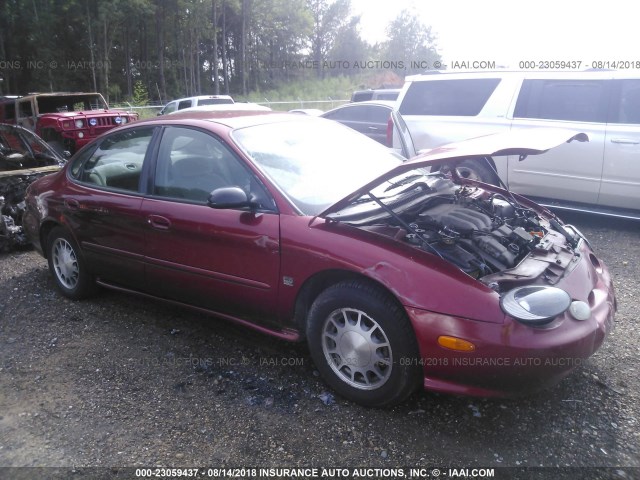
top-left (319, 128), bottom-right (588, 218)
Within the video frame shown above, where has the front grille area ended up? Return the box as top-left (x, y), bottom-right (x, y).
top-left (87, 115), bottom-right (127, 127)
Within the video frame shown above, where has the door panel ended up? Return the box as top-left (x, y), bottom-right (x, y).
top-left (142, 126), bottom-right (281, 320)
top-left (507, 120), bottom-right (605, 203)
top-left (508, 79), bottom-right (608, 203)
top-left (141, 199), bottom-right (280, 319)
top-left (68, 127), bottom-right (155, 286)
top-left (601, 80), bottom-right (640, 210)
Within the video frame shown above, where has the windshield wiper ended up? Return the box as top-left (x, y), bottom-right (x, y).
top-left (383, 173), bottom-right (423, 192)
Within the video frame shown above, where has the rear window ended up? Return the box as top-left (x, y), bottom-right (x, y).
top-left (514, 79), bottom-right (607, 123)
top-left (375, 91), bottom-right (399, 101)
top-left (197, 98), bottom-right (234, 106)
top-left (351, 91), bottom-right (374, 102)
top-left (399, 78), bottom-right (501, 116)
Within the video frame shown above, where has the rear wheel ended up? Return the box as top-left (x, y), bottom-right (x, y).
top-left (47, 226), bottom-right (96, 299)
top-left (306, 280), bottom-right (420, 407)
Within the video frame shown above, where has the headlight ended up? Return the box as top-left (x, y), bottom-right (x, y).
top-left (500, 286), bottom-right (571, 326)
top-left (75, 119), bottom-right (84, 128)
top-left (120, 117), bottom-right (128, 124)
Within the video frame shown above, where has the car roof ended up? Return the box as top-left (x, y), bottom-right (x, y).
top-left (168, 94), bottom-right (234, 103)
top-left (132, 110), bottom-right (313, 130)
top-left (321, 100), bottom-right (396, 116)
top-left (171, 103), bottom-right (270, 114)
top-left (332, 100), bottom-right (396, 108)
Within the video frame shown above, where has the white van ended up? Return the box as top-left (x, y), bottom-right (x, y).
top-left (158, 95), bottom-right (234, 115)
top-left (395, 70), bottom-right (640, 218)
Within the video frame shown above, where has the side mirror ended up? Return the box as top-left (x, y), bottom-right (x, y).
top-left (207, 186), bottom-right (255, 209)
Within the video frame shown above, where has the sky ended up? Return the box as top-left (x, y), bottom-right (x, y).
top-left (350, 0), bottom-right (640, 70)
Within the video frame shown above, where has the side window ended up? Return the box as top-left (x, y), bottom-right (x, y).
top-left (178, 100), bottom-right (192, 110)
top-left (17, 100), bottom-right (35, 129)
top-left (18, 101), bottom-right (33, 117)
top-left (78, 128), bottom-right (153, 192)
top-left (325, 106), bottom-right (368, 122)
top-left (376, 92), bottom-right (398, 101)
top-left (162, 102), bottom-right (177, 115)
top-left (70, 145), bottom-right (99, 179)
top-left (0, 128), bottom-right (25, 153)
top-left (610, 80), bottom-right (640, 124)
top-left (153, 127), bottom-right (275, 210)
top-left (514, 79), bottom-right (607, 123)
top-left (368, 106), bottom-right (392, 124)
top-left (399, 78), bottom-right (501, 116)
top-left (1, 102), bottom-right (15, 121)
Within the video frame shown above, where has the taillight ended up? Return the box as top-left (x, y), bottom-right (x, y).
top-left (386, 115), bottom-right (393, 147)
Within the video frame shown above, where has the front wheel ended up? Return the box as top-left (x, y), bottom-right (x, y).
top-left (47, 226), bottom-right (96, 299)
top-left (306, 280), bottom-right (420, 407)
top-left (440, 158), bottom-right (498, 185)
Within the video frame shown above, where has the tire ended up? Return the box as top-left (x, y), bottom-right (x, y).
top-left (306, 280), bottom-right (420, 407)
top-left (46, 226), bottom-right (96, 299)
top-left (440, 158), bottom-right (498, 185)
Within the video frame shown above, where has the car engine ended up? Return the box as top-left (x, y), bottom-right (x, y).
top-left (353, 178), bottom-right (567, 280)
top-left (403, 191), bottom-right (549, 278)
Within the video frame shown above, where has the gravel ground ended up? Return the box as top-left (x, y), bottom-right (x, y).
top-left (0, 211), bottom-right (638, 480)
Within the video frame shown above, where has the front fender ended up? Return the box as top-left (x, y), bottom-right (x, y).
top-left (278, 216), bottom-right (505, 326)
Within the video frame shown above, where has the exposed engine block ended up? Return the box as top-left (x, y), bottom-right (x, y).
top-left (403, 198), bottom-right (543, 278)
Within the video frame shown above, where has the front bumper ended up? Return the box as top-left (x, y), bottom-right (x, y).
top-left (407, 241), bottom-right (616, 397)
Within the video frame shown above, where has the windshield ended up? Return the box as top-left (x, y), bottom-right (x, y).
top-left (0, 126), bottom-right (63, 170)
top-left (36, 94), bottom-right (108, 113)
top-left (232, 118), bottom-right (402, 215)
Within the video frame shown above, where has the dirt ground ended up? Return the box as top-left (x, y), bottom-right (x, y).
top-left (0, 211), bottom-right (639, 480)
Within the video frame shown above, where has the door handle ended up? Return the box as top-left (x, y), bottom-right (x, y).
top-left (367, 126), bottom-right (379, 130)
top-left (147, 214), bottom-right (171, 230)
top-left (610, 138), bottom-right (640, 145)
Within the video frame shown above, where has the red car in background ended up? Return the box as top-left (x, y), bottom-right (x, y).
top-left (22, 111), bottom-right (616, 406)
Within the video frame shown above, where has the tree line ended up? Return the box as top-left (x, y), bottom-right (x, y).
top-left (0, 0), bottom-right (441, 103)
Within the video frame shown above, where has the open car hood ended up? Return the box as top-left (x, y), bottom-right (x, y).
top-left (319, 128), bottom-right (588, 218)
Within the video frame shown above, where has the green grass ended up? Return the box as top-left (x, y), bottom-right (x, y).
top-left (239, 75), bottom-right (365, 111)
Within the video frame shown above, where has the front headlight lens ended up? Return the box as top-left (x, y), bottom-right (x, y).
top-left (501, 286), bottom-right (571, 326)
top-left (74, 119), bottom-right (84, 128)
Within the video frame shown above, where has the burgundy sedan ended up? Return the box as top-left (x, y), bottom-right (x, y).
top-left (23, 112), bottom-right (616, 406)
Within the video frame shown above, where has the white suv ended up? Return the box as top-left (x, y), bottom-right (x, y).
top-left (395, 70), bottom-right (640, 218)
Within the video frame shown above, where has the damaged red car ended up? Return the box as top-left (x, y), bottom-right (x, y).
top-left (22, 112), bottom-right (616, 406)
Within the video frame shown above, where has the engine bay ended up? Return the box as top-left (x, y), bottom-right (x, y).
top-left (403, 191), bottom-right (546, 278)
top-left (342, 174), bottom-right (581, 284)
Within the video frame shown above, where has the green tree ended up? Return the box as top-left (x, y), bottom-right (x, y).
top-left (132, 80), bottom-right (150, 105)
top-left (326, 15), bottom-right (371, 77)
top-left (307, 0), bottom-right (350, 78)
top-left (383, 9), bottom-right (441, 76)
